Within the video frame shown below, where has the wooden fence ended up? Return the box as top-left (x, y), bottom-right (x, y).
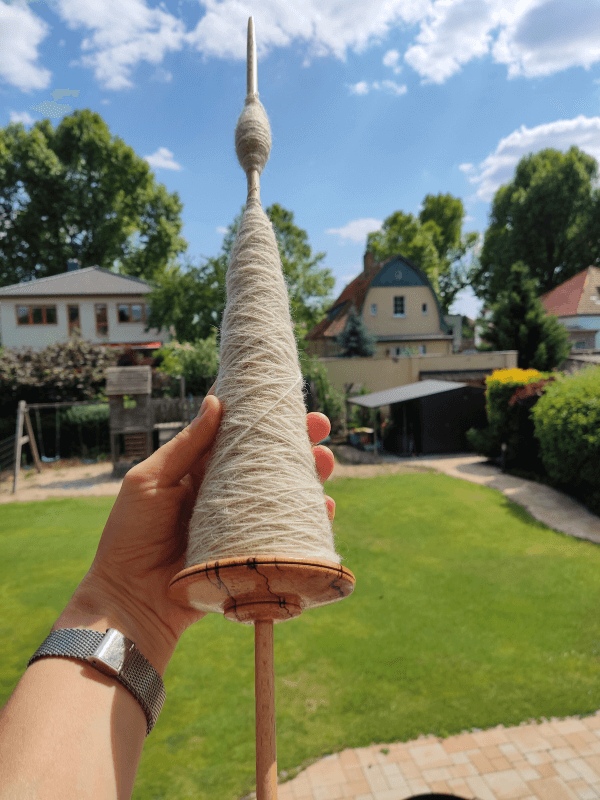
top-left (150, 396), bottom-right (204, 425)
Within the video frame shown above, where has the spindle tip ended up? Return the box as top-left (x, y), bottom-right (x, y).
top-left (235, 17), bottom-right (271, 182)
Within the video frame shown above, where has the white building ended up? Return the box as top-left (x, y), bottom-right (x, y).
top-left (0, 260), bottom-right (169, 353)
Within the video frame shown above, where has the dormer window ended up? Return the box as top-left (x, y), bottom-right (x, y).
top-left (422, 303), bottom-right (428, 314)
top-left (371, 303), bottom-right (377, 315)
top-left (393, 296), bottom-right (405, 317)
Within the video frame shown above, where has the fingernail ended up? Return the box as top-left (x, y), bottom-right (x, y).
top-left (190, 396), bottom-right (211, 428)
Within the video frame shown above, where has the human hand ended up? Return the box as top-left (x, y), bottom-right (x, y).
top-left (58, 388), bottom-right (336, 673)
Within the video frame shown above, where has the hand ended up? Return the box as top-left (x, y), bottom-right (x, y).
top-left (60, 388), bottom-right (336, 672)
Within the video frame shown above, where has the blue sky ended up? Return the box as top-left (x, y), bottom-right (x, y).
top-left (3, 0), bottom-right (600, 322)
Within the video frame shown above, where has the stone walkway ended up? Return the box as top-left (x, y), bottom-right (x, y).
top-left (275, 712), bottom-right (600, 800)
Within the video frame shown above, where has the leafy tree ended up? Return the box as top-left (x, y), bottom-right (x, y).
top-left (482, 261), bottom-right (571, 370)
top-left (365, 193), bottom-right (478, 314)
top-left (154, 334), bottom-right (219, 396)
top-left (335, 305), bottom-right (377, 357)
top-left (0, 110), bottom-right (187, 286)
top-left (473, 147), bottom-right (600, 306)
top-left (147, 203), bottom-right (335, 342)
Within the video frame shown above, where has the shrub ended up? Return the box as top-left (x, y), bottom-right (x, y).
top-left (300, 353), bottom-right (345, 434)
top-left (0, 332), bottom-right (122, 414)
top-left (531, 366), bottom-right (600, 513)
top-left (155, 335), bottom-right (219, 397)
top-left (466, 368), bottom-right (556, 462)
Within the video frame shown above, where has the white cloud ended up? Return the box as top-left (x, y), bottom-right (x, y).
top-left (0, 1), bottom-right (52, 92)
top-left (326, 218), bottom-right (383, 243)
top-left (383, 48), bottom-right (402, 73)
top-left (216, 226), bottom-right (228, 234)
top-left (348, 80), bottom-right (370, 95)
top-left (184, 0), bottom-right (430, 63)
top-left (143, 147), bottom-right (182, 171)
top-left (9, 110), bottom-right (36, 125)
top-left (459, 162), bottom-right (474, 173)
top-left (404, 0), bottom-right (495, 84)
top-left (464, 115), bottom-right (600, 201)
top-left (493, 0), bottom-right (600, 79)
top-left (405, 0), bottom-right (600, 84)
top-left (5, 0), bottom-right (600, 98)
top-left (55, 0), bottom-right (186, 90)
top-left (348, 79), bottom-right (406, 96)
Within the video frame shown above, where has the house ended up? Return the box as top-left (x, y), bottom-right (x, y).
top-left (305, 252), bottom-right (455, 359)
top-left (0, 260), bottom-right (169, 353)
top-left (539, 266), bottom-right (600, 351)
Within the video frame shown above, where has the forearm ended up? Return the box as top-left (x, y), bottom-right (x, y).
top-left (0, 600), bottom-right (175, 800)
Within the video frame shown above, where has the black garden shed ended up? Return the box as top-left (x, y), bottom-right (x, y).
top-left (347, 379), bottom-right (487, 456)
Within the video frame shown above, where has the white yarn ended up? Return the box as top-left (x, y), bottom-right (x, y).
top-left (184, 98), bottom-right (341, 568)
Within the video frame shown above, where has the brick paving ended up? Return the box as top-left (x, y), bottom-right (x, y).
top-left (273, 711), bottom-right (600, 800)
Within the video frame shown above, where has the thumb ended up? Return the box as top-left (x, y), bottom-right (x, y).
top-left (148, 394), bottom-right (223, 488)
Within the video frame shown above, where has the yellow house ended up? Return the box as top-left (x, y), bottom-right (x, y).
top-left (305, 252), bottom-right (454, 358)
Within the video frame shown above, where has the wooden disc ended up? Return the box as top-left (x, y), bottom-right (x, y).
top-left (168, 555), bottom-right (355, 624)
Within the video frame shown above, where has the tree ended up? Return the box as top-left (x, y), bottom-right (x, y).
top-left (154, 335), bottom-right (219, 396)
top-left (0, 110), bottom-right (187, 286)
top-left (482, 261), bottom-right (571, 370)
top-left (335, 305), bottom-right (377, 357)
top-left (365, 193), bottom-right (478, 314)
top-left (146, 203), bottom-right (335, 342)
top-left (473, 147), bottom-right (600, 306)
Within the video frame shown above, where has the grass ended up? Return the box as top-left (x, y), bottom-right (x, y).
top-left (1, 473), bottom-right (600, 800)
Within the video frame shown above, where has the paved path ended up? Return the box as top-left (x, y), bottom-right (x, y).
top-left (276, 453), bottom-right (600, 800)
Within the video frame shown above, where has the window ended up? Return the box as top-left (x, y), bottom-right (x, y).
top-left (393, 296), bottom-right (405, 316)
top-left (68, 305), bottom-right (80, 335)
top-left (422, 303), bottom-right (428, 314)
top-left (118, 303), bottom-right (146, 323)
top-left (575, 341), bottom-right (587, 349)
top-left (16, 305), bottom-right (57, 325)
top-left (95, 304), bottom-right (108, 336)
top-left (371, 303), bottom-right (377, 315)
top-left (419, 345), bottom-right (426, 354)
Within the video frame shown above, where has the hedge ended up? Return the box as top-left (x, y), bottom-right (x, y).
top-left (531, 366), bottom-right (600, 515)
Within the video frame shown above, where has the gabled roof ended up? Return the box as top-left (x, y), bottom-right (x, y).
top-left (540, 266), bottom-right (600, 317)
top-left (0, 267), bottom-right (153, 298)
top-left (306, 253), bottom-right (452, 341)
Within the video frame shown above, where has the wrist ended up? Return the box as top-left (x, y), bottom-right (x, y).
top-left (53, 586), bottom-right (176, 678)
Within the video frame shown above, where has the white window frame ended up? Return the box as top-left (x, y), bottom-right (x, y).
top-left (371, 303), bottom-right (377, 315)
top-left (393, 296), bottom-right (405, 317)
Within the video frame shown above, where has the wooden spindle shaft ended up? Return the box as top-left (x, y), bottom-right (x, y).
top-left (255, 620), bottom-right (277, 800)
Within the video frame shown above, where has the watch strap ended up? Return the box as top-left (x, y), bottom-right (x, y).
top-left (27, 628), bottom-right (166, 736)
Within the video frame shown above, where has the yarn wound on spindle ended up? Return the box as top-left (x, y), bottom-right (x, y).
top-left (184, 93), bottom-right (341, 569)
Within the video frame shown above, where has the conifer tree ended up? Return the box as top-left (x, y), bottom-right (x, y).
top-left (336, 306), bottom-right (377, 357)
top-left (483, 261), bottom-right (571, 370)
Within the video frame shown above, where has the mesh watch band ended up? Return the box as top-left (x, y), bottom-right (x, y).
top-left (27, 628), bottom-right (166, 736)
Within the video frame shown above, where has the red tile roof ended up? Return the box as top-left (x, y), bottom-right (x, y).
top-left (539, 268), bottom-right (589, 316)
top-left (540, 266), bottom-right (600, 317)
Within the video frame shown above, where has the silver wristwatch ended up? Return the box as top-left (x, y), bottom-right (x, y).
top-left (27, 628), bottom-right (166, 736)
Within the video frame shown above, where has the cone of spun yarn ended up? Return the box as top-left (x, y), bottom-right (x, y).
top-left (184, 93), bottom-right (341, 569)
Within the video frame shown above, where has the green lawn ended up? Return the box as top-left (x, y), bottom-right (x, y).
top-left (1, 473), bottom-right (600, 800)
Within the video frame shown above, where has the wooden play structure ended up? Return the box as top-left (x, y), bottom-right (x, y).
top-left (105, 366), bottom-right (154, 472)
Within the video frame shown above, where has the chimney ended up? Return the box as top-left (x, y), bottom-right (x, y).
top-left (363, 251), bottom-right (374, 274)
top-left (67, 259), bottom-right (81, 272)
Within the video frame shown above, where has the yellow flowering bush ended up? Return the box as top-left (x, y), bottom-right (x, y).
top-left (467, 366), bottom-right (561, 463)
top-left (486, 368), bottom-right (542, 386)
